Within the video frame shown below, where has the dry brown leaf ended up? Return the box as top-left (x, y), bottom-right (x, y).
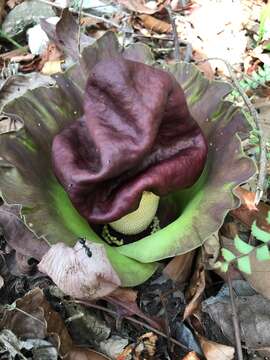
top-left (234, 187), bottom-right (258, 211)
top-left (0, 288), bottom-right (73, 356)
top-left (0, 0), bottom-right (5, 23)
top-left (183, 256), bottom-right (205, 320)
top-left (197, 334), bottom-right (234, 360)
top-left (182, 351), bottom-right (201, 360)
top-left (231, 187), bottom-right (270, 232)
top-left (6, 0), bottom-right (24, 9)
top-left (192, 49), bottom-right (214, 80)
top-left (117, 332), bottom-right (157, 360)
top-left (38, 240), bottom-right (121, 300)
top-left (107, 288), bottom-right (162, 330)
top-left (163, 251), bottom-right (194, 283)
top-left (65, 348), bottom-right (110, 360)
top-left (137, 14), bottom-right (172, 34)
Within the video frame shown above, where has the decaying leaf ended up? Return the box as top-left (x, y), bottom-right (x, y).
top-left (197, 335), bottom-right (234, 360)
top-left (163, 251), bottom-right (194, 283)
top-left (65, 348), bottom-right (110, 360)
top-left (107, 288), bottom-right (161, 329)
top-left (182, 351), bottom-right (201, 360)
top-left (116, 332), bottom-right (158, 360)
top-left (231, 188), bottom-right (270, 232)
top-left (0, 204), bottom-right (50, 261)
top-left (0, 288), bottom-right (73, 356)
top-left (137, 14), bottom-right (172, 33)
top-left (0, 72), bottom-right (54, 110)
top-left (38, 240), bottom-right (121, 299)
top-left (0, 329), bottom-right (58, 359)
top-left (183, 256), bottom-right (205, 320)
top-left (202, 280), bottom-right (270, 350)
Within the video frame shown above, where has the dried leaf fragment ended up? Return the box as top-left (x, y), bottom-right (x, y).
top-left (197, 335), bottom-right (234, 360)
top-left (137, 14), bottom-right (172, 33)
top-left (38, 240), bottom-right (121, 299)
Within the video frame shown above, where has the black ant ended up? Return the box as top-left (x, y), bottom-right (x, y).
top-left (78, 237), bottom-right (92, 258)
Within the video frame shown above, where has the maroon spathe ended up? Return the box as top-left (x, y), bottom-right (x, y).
top-left (52, 58), bottom-right (208, 223)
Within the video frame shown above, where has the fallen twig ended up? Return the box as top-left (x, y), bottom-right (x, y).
top-left (227, 268), bottom-right (244, 360)
top-left (166, 5), bottom-right (180, 62)
top-left (196, 57), bottom-right (267, 204)
top-left (77, 0), bottom-right (84, 54)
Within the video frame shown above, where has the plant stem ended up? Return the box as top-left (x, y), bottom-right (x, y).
top-left (0, 30), bottom-right (24, 49)
top-left (166, 5), bottom-right (180, 62)
top-left (227, 268), bottom-right (244, 360)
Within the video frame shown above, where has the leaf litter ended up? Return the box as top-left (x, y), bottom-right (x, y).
top-left (0, 0), bottom-right (270, 359)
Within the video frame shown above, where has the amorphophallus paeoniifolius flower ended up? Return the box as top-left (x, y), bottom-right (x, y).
top-left (52, 57), bottom-right (207, 231)
top-left (0, 18), bottom-right (256, 295)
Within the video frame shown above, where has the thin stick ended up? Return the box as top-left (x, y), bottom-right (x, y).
top-left (77, 0), bottom-right (84, 54)
top-left (36, 0), bottom-right (120, 28)
top-left (227, 268), bottom-right (244, 360)
top-left (196, 57), bottom-right (267, 204)
top-left (72, 300), bottom-right (190, 352)
top-left (166, 6), bottom-right (180, 62)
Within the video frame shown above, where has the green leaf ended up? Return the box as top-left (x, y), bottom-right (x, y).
top-left (256, 245), bottom-right (270, 261)
top-left (259, 3), bottom-right (270, 41)
top-left (234, 235), bottom-right (254, 254)
top-left (221, 248), bottom-right (236, 262)
top-left (267, 211), bottom-right (270, 224)
top-left (220, 261), bottom-right (229, 272)
top-left (237, 256), bottom-right (252, 274)
top-left (251, 221), bottom-right (270, 243)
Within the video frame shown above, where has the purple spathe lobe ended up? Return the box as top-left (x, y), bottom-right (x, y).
top-left (52, 57), bottom-right (208, 223)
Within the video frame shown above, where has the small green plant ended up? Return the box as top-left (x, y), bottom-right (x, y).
top-left (219, 212), bottom-right (270, 274)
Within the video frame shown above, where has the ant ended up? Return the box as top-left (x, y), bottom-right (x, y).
top-left (78, 237), bottom-right (92, 258)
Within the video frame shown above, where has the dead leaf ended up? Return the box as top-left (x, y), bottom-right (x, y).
top-left (137, 14), bottom-right (172, 33)
top-left (41, 42), bottom-right (63, 62)
top-left (107, 288), bottom-right (162, 330)
top-left (6, 0), bottom-right (24, 9)
top-left (192, 49), bottom-right (214, 80)
top-left (163, 251), bottom-right (194, 283)
top-left (202, 280), bottom-right (270, 349)
top-left (197, 334), bottom-right (234, 360)
top-left (0, 72), bottom-right (54, 110)
top-left (203, 232), bottom-right (220, 269)
top-left (231, 187), bottom-right (270, 232)
top-left (183, 255), bottom-right (205, 320)
top-left (0, 288), bottom-right (73, 356)
top-left (38, 240), bottom-right (121, 300)
top-left (0, 204), bottom-right (50, 261)
top-left (41, 60), bottom-right (64, 75)
top-left (234, 187), bottom-right (258, 211)
top-left (65, 348), bottom-right (110, 360)
top-left (182, 351), bottom-right (201, 360)
top-left (0, 0), bottom-right (5, 23)
top-left (117, 332), bottom-right (158, 360)
top-left (0, 48), bottom-right (28, 61)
